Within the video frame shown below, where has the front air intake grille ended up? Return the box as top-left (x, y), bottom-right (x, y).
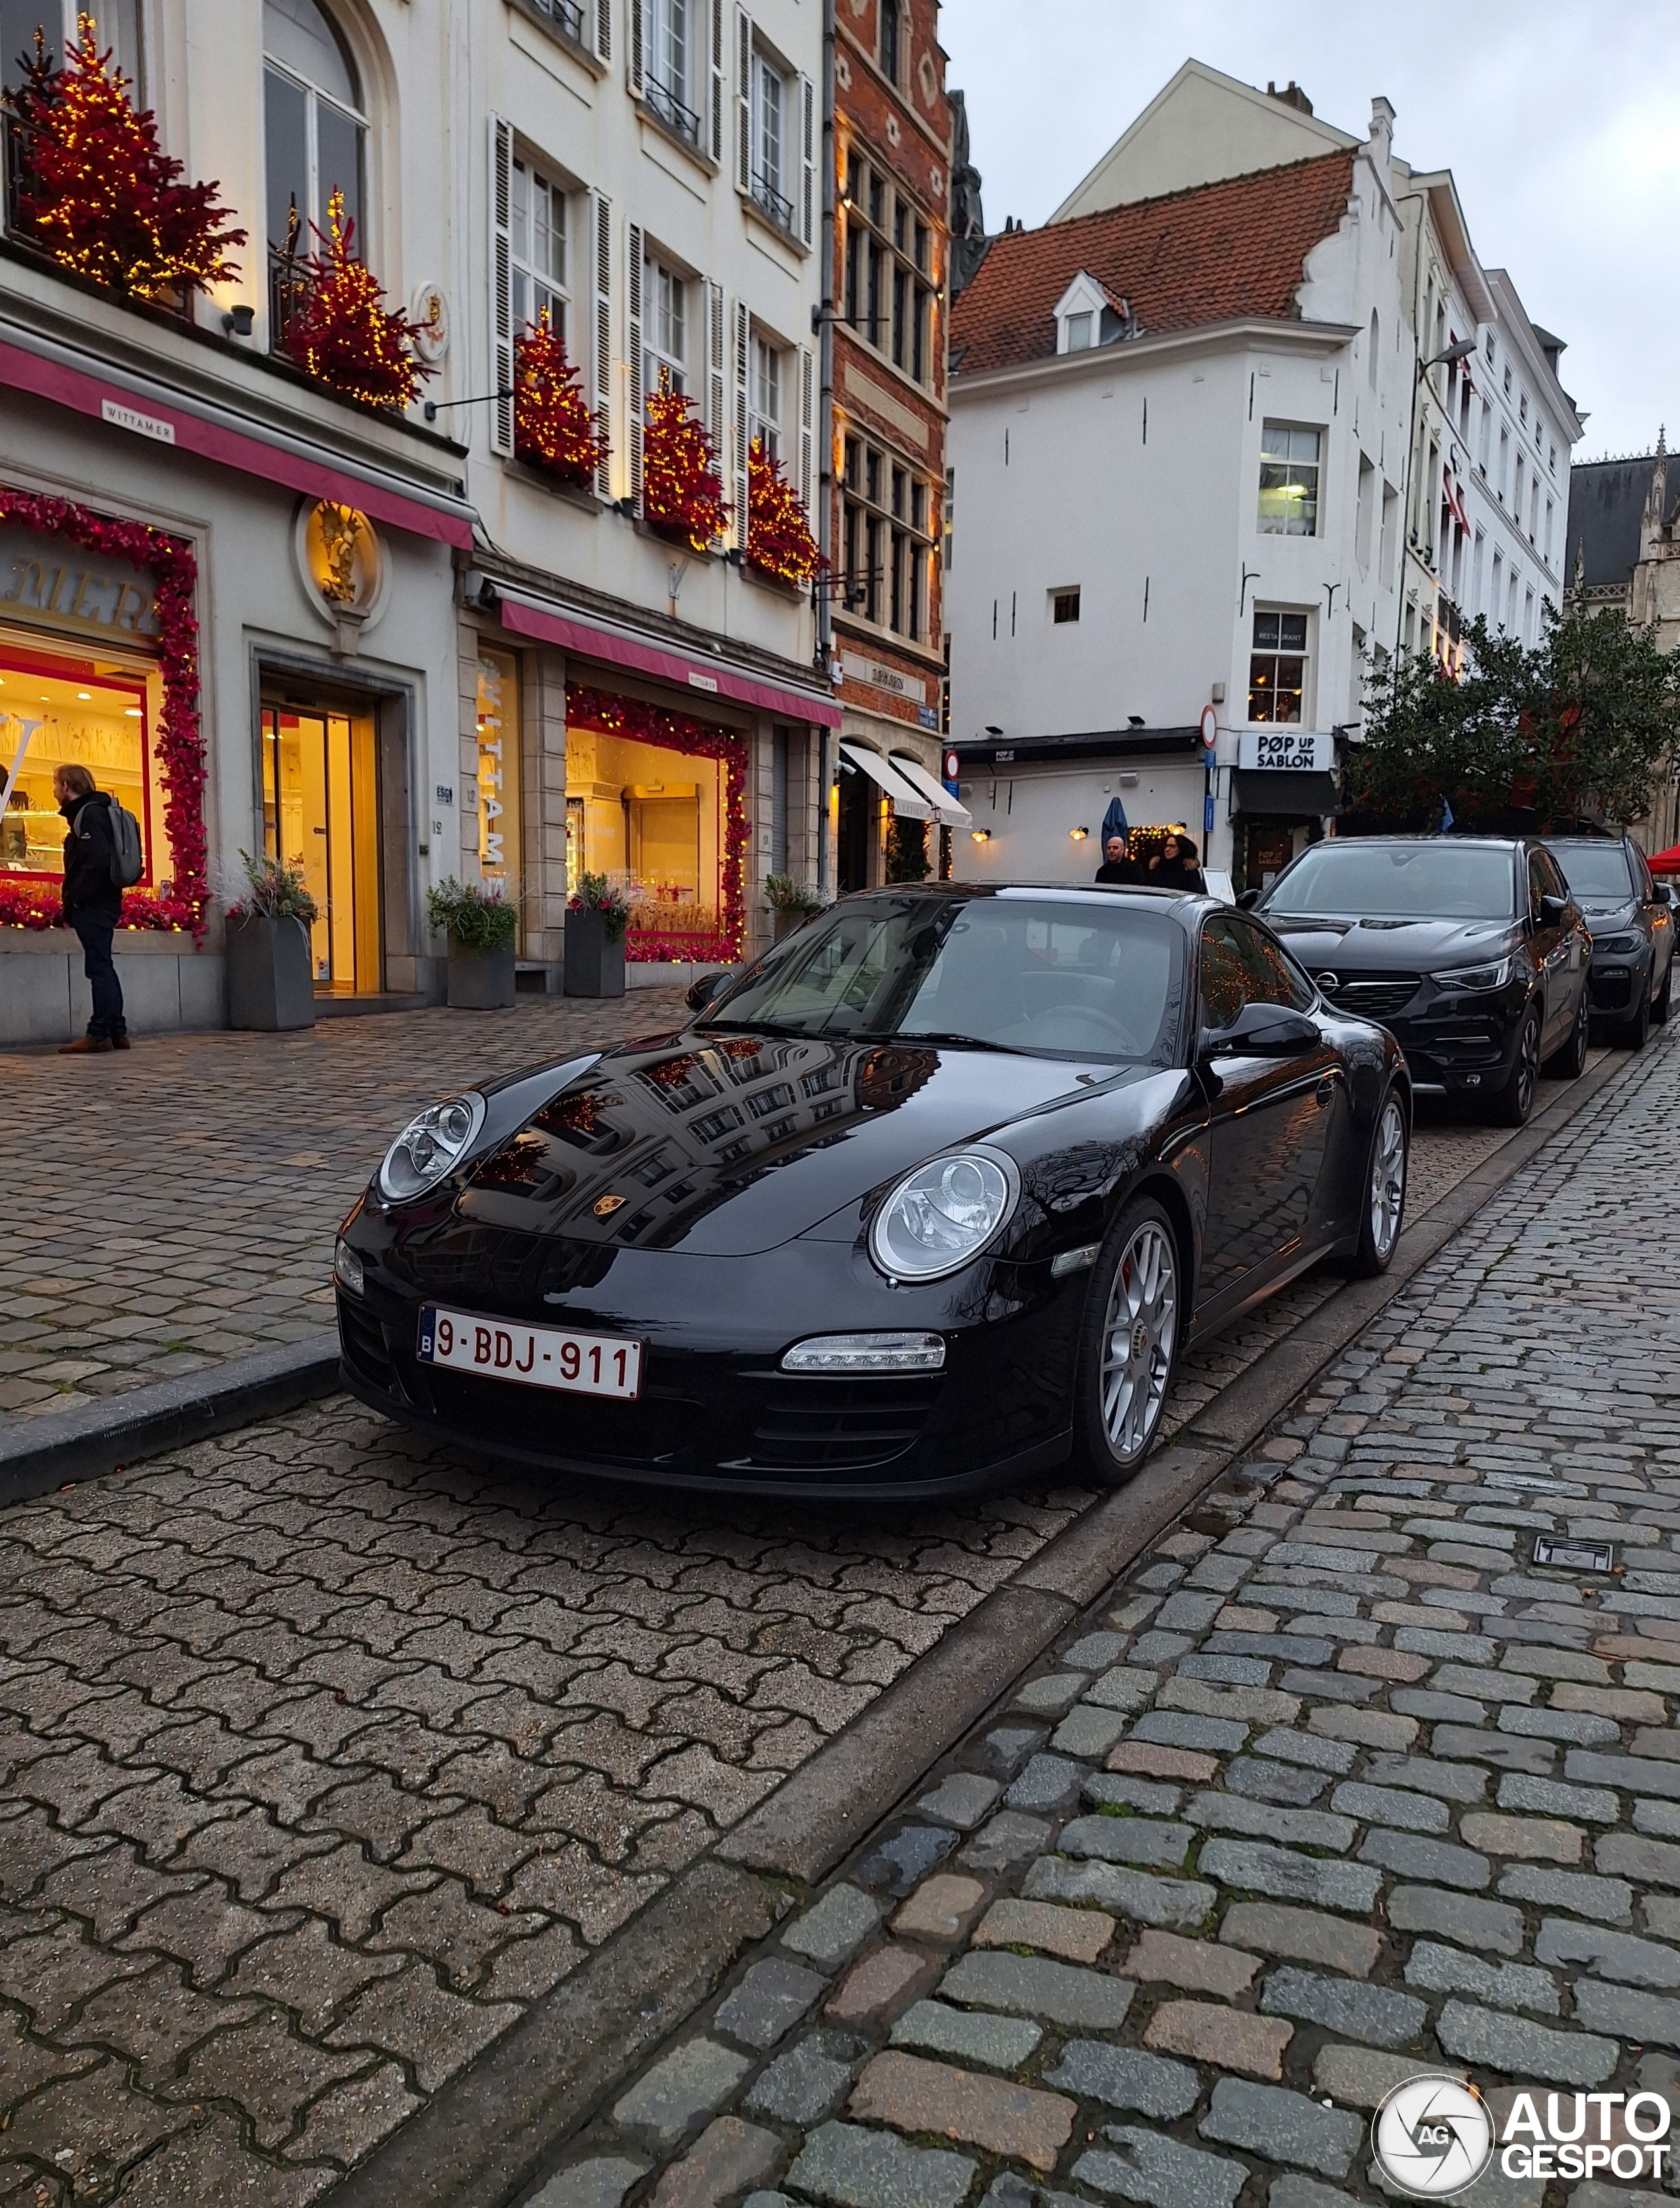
top-left (1320, 974), bottom-right (1423, 1021)
top-left (747, 1377), bottom-right (942, 1471)
top-left (337, 1296), bottom-right (395, 1391)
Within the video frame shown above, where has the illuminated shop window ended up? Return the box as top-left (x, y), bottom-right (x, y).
top-left (564, 719), bottom-right (722, 955)
top-left (0, 645), bottom-right (157, 884)
top-left (476, 648), bottom-right (521, 919)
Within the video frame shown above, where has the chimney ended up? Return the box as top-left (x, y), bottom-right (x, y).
top-left (1266, 79), bottom-right (1314, 116)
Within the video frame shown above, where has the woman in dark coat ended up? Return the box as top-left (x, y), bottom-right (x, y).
top-left (1148, 832), bottom-right (1208, 895)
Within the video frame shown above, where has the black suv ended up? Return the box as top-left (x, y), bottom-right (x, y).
top-left (1251, 836), bottom-right (1591, 1125)
top-left (1543, 835), bottom-right (1674, 1048)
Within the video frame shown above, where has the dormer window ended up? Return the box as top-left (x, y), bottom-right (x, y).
top-left (1065, 312), bottom-right (1093, 353)
top-left (1054, 269), bottom-right (1132, 357)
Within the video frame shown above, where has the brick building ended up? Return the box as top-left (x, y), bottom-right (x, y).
top-left (824, 0), bottom-right (961, 888)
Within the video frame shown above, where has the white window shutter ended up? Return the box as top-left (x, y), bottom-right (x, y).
top-left (799, 73), bottom-right (815, 248)
top-left (732, 296), bottom-right (750, 546)
top-left (490, 117), bottom-right (514, 457)
top-left (593, 0), bottom-right (612, 65)
top-left (798, 344), bottom-right (814, 519)
top-left (707, 281), bottom-right (726, 465)
top-left (591, 189), bottom-right (612, 499)
top-left (628, 0), bottom-right (644, 97)
top-left (735, 8), bottom-right (751, 195)
top-left (627, 220), bottom-right (645, 505)
top-left (708, 0), bottom-right (725, 165)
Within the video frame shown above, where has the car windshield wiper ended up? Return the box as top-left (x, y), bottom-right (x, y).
top-left (857, 1029), bottom-right (1029, 1054)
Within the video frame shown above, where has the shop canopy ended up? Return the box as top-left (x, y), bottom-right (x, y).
top-left (1232, 769), bottom-right (1341, 820)
top-left (1649, 845), bottom-right (1680, 874)
top-left (888, 751), bottom-right (974, 828)
top-left (839, 742), bottom-right (932, 820)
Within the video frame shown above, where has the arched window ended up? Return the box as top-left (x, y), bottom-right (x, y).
top-left (263, 0), bottom-right (364, 255)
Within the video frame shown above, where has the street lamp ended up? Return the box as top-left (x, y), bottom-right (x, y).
top-left (1394, 337), bottom-right (1478, 659)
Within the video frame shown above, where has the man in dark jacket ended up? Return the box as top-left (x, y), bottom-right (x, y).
top-left (1095, 833), bottom-right (1136, 884)
top-left (55, 763), bottom-right (128, 1053)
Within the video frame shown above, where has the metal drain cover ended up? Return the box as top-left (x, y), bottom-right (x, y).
top-left (1533, 1535), bottom-right (1615, 1573)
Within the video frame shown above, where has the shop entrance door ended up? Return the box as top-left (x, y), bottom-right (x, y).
top-left (261, 704), bottom-right (381, 992)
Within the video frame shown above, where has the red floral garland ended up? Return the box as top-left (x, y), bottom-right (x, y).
top-left (566, 684), bottom-right (747, 963)
top-left (0, 485), bottom-right (205, 936)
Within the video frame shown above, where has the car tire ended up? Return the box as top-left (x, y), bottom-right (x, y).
top-left (1544, 985), bottom-right (1589, 1080)
top-left (1349, 1089), bottom-right (1409, 1277)
top-left (1071, 1194), bottom-right (1182, 1486)
top-left (1490, 1003), bottom-right (1542, 1126)
top-left (1615, 976), bottom-right (1652, 1052)
top-left (1654, 958), bottom-right (1673, 1027)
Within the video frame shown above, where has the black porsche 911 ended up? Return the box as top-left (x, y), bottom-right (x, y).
top-left (333, 886), bottom-right (1410, 1499)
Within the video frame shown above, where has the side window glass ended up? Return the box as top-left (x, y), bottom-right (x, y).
top-left (1199, 918), bottom-right (1251, 1032)
top-left (1528, 851), bottom-right (1548, 920)
top-left (1236, 917), bottom-right (1316, 1010)
top-left (1541, 852), bottom-right (1570, 903)
top-left (1636, 849), bottom-right (1656, 900)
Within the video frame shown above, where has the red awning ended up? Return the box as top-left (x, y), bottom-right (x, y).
top-left (499, 595), bottom-right (843, 726)
top-left (1648, 845), bottom-right (1680, 873)
top-left (0, 337), bottom-right (476, 548)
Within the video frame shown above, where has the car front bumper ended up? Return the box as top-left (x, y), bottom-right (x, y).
top-left (1377, 990), bottom-right (1532, 1097)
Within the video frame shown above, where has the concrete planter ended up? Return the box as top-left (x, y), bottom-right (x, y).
top-left (564, 909), bottom-right (626, 998)
top-left (0, 926), bottom-right (226, 1043)
top-left (226, 914), bottom-right (315, 1031)
top-left (446, 941), bottom-right (517, 1008)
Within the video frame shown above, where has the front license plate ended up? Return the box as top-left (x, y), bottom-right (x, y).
top-left (417, 1305), bottom-right (642, 1399)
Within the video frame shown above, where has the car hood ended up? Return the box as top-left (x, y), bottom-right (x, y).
top-left (1265, 913), bottom-right (1519, 972)
top-left (1577, 898), bottom-right (1640, 930)
top-left (454, 1029), bottom-right (1154, 1255)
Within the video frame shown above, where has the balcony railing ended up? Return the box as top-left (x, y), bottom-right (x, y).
top-left (269, 245), bottom-right (314, 357)
top-left (750, 168), bottom-right (795, 235)
top-left (644, 73), bottom-right (701, 146)
top-left (526, 0), bottom-right (587, 43)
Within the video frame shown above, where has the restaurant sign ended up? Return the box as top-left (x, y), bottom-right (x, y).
top-left (1237, 728), bottom-right (1333, 772)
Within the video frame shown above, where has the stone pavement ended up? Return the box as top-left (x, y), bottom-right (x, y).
top-left (0, 991), bottom-right (692, 1423)
top-left (0, 993), bottom-right (1605, 1427)
top-left (533, 1030), bottom-right (1680, 2208)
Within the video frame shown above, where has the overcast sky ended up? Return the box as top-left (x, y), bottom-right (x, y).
top-left (939, 0), bottom-right (1677, 460)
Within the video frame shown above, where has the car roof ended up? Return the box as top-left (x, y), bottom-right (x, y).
top-left (1297, 834), bottom-right (1525, 851)
top-left (1543, 833), bottom-right (1630, 847)
top-left (845, 881), bottom-right (1220, 914)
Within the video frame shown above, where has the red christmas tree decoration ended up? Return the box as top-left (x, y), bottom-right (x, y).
top-left (514, 310), bottom-right (607, 486)
top-left (4, 15), bottom-right (244, 300)
top-left (745, 436), bottom-right (824, 585)
top-left (281, 189), bottom-right (429, 411)
top-left (642, 373), bottom-right (730, 552)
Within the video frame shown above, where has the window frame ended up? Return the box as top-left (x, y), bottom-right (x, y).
top-left (1256, 421), bottom-right (1322, 538)
top-left (644, 253), bottom-right (687, 396)
top-left (1247, 608), bottom-right (1311, 726)
top-left (748, 46), bottom-right (792, 232)
top-left (510, 153), bottom-right (569, 343)
top-left (646, 0), bottom-right (700, 145)
top-left (839, 429), bottom-right (935, 644)
top-left (841, 151), bottom-right (935, 390)
top-left (263, 0), bottom-right (368, 257)
top-left (749, 331), bottom-right (782, 462)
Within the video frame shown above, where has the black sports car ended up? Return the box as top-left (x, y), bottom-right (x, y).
top-left (334, 886), bottom-right (1410, 1499)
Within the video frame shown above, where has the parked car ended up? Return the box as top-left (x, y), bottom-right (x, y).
top-left (1252, 835), bottom-right (1591, 1125)
top-left (334, 886), bottom-right (1409, 1499)
top-left (1543, 834), bottom-right (1674, 1048)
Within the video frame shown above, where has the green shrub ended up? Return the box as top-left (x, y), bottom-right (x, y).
top-left (427, 876), bottom-right (519, 951)
top-left (230, 851), bottom-right (317, 927)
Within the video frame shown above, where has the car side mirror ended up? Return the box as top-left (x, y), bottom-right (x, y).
top-left (1199, 1001), bottom-right (1318, 1061)
top-left (1538, 893), bottom-right (1569, 925)
top-left (685, 969), bottom-right (733, 1013)
top-left (1654, 884), bottom-right (1674, 907)
top-left (1236, 888), bottom-right (1262, 911)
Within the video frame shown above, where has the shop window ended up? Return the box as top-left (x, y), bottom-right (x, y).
top-left (1, 0), bottom-right (142, 94)
top-left (1249, 611), bottom-right (1309, 724)
top-left (260, 701), bottom-right (379, 990)
top-left (263, 0), bottom-right (365, 257)
top-left (511, 157), bottom-right (567, 342)
top-left (0, 645), bottom-right (158, 885)
top-left (563, 714), bottom-right (724, 958)
top-left (476, 649), bottom-right (521, 930)
top-left (1257, 422), bottom-right (1321, 536)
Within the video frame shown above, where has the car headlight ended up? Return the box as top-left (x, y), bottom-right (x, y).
top-left (1594, 933), bottom-right (1639, 955)
top-left (869, 1146), bottom-right (1021, 1283)
top-left (1429, 956), bottom-right (1513, 993)
top-left (378, 1093), bottom-right (486, 1202)
top-left (782, 1332), bottom-right (946, 1373)
top-left (333, 1240), bottom-right (364, 1296)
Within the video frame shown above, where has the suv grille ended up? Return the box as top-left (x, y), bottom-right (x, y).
top-left (1317, 974), bottom-right (1423, 1020)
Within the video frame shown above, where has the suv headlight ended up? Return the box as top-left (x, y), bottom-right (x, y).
top-left (869, 1146), bottom-right (1021, 1283)
top-left (379, 1093), bottom-right (485, 1202)
top-left (1430, 956), bottom-right (1513, 993)
top-left (1594, 933), bottom-right (1640, 955)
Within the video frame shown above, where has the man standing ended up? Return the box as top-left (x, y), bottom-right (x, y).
top-left (1095, 833), bottom-right (1136, 884)
top-left (55, 763), bottom-right (128, 1053)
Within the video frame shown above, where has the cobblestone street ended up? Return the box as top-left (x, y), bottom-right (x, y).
top-left (0, 1033), bottom-right (1669, 2206)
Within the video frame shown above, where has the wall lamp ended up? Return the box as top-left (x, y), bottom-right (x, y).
top-left (970, 828), bottom-right (991, 843)
top-left (222, 303), bottom-right (255, 337)
top-left (1070, 826), bottom-right (1089, 841)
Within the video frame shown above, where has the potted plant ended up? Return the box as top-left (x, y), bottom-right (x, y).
top-left (226, 853), bottom-right (317, 1030)
top-left (427, 876), bottom-right (518, 1008)
top-left (565, 871), bottom-right (630, 998)
top-left (765, 872), bottom-right (822, 943)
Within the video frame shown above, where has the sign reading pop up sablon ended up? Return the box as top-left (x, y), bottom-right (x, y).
top-left (1238, 728), bottom-right (1333, 771)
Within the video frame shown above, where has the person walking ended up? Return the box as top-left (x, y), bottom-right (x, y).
top-left (55, 762), bottom-right (128, 1054)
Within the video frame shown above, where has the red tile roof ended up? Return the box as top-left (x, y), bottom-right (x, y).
top-left (950, 151), bottom-right (1357, 377)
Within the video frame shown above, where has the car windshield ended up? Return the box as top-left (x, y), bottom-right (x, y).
top-left (1265, 843), bottom-right (1517, 921)
top-left (700, 896), bottom-right (1187, 1064)
top-left (1549, 845), bottom-right (1633, 901)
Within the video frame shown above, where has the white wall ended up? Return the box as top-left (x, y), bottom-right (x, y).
top-left (955, 758), bottom-right (1208, 884)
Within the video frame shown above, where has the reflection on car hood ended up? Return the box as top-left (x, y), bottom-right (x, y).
top-left (1265, 914), bottom-right (1519, 970)
top-left (456, 1030), bottom-right (1148, 1255)
top-left (1579, 899), bottom-right (1639, 927)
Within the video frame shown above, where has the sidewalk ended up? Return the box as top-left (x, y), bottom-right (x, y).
top-left (509, 1030), bottom-right (1680, 2208)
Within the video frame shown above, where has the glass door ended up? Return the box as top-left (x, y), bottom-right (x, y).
top-left (261, 703), bottom-right (380, 991)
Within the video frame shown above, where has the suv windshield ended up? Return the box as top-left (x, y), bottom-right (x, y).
top-left (1549, 844), bottom-right (1633, 902)
top-left (700, 896), bottom-right (1187, 1063)
top-left (1265, 843), bottom-right (1517, 921)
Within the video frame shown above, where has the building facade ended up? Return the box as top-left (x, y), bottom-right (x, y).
top-left (943, 63), bottom-right (1580, 896)
top-left (824, 0), bottom-right (956, 890)
top-left (0, 0), bottom-right (836, 1044)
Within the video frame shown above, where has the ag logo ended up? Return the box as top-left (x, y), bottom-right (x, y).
top-left (1372, 2075), bottom-right (1493, 2197)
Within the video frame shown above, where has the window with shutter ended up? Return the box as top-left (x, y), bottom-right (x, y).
top-left (798, 73), bottom-right (814, 247)
top-left (732, 297), bottom-right (750, 544)
top-left (593, 0), bottom-right (612, 64)
top-left (490, 118), bottom-right (514, 457)
top-left (708, 0), bottom-right (724, 164)
top-left (707, 282), bottom-right (726, 481)
top-left (798, 345), bottom-right (814, 517)
top-left (591, 189), bottom-right (612, 498)
top-left (628, 0), bottom-right (645, 95)
top-left (627, 220), bottom-right (645, 504)
top-left (734, 7), bottom-right (751, 195)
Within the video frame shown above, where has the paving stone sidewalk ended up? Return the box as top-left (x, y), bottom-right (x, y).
top-left (537, 1033), bottom-right (1680, 2208)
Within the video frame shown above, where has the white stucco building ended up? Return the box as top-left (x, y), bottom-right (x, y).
top-left (0, 0), bottom-right (836, 1042)
top-left (944, 62), bottom-right (1581, 896)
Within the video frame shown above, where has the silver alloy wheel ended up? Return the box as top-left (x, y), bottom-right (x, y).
top-left (1369, 1097), bottom-right (1407, 1260)
top-left (1099, 1221), bottom-right (1177, 1462)
top-left (1515, 1012), bottom-right (1541, 1116)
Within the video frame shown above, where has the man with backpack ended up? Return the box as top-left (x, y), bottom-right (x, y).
top-left (54, 761), bottom-right (132, 1052)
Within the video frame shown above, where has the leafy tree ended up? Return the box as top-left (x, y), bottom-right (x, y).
top-left (1532, 605), bottom-right (1680, 828)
